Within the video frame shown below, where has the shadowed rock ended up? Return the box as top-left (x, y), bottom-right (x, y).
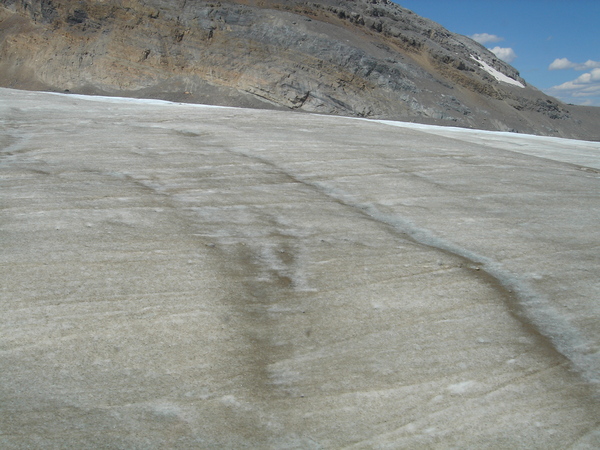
top-left (0, 0), bottom-right (599, 139)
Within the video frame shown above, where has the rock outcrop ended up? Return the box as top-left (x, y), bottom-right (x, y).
top-left (1, 0), bottom-right (599, 139)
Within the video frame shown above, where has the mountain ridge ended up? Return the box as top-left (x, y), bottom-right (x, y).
top-left (1, 0), bottom-right (599, 140)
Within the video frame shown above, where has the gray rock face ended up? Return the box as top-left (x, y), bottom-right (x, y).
top-left (1, 0), bottom-right (599, 139)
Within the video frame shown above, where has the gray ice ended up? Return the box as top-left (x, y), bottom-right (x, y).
top-left (1, 88), bottom-right (599, 448)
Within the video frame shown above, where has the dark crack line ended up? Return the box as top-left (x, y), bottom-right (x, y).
top-left (222, 145), bottom-right (599, 388)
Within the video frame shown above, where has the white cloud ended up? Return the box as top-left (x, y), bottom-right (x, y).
top-left (470, 33), bottom-right (504, 45)
top-left (546, 67), bottom-right (600, 106)
top-left (549, 58), bottom-right (576, 70)
top-left (469, 33), bottom-right (517, 64)
top-left (552, 68), bottom-right (600, 91)
top-left (549, 58), bottom-right (600, 71)
top-left (489, 47), bottom-right (517, 63)
top-left (576, 59), bottom-right (600, 70)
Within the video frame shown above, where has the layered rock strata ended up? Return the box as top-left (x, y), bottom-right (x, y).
top-left (0, 0), bottom-right (599, 139)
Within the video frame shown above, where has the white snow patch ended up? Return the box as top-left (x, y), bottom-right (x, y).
top-left (369, 119), bottom-right (600, 170)
top-left (45, 90), bottom-right (238, 109)
top-left (447, 380), bottom-right (478, 395)
top-left (471, 55), bottom-right (525, 88)
top-left (220, 395), bottom-right (242, 407)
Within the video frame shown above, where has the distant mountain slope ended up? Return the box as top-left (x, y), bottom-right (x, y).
top-left (1, 0), bottom-right (599, 139)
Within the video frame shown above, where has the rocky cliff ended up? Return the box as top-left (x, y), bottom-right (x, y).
top-left (1, 0), bottom-right (599, 139)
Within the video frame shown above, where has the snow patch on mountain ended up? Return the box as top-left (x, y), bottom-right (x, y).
top-left (471, 55), bottom-right (525, 88)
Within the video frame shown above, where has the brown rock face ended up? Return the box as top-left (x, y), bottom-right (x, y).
top-left (1, 0), bottom-right (599, 139)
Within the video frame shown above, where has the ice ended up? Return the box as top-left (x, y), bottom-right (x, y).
top-left (447, 380), bottom-right (479, 394)
top-left (45, 90), bottom-right (237, 109)
top-left (373, 118), bottom-right (600, 169)
top-left (1, 88), bottom-right (599, 447)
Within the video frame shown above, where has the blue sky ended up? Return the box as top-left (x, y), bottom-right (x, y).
top-left (394, 1), bottom-right (600, 106)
